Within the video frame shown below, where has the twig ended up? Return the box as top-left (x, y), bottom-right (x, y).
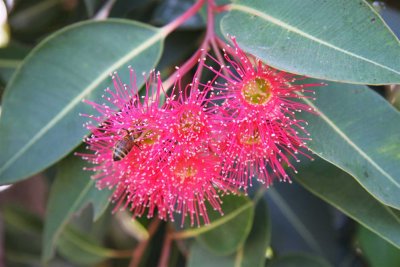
top-left (129, 219), bottom-right (162, 267)
top-left (157, 227), bottom-right (173, 267)
top-left (93, 0), bottom-right (117, 20)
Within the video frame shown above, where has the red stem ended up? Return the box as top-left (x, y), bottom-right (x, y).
top-left (163, 0), bottom-right (223, 90)
top-left (157, 228), bottom-right (173, 267)
top-left (162, 46), bottom-right (203, 90)
top-left (127, 0), bottom-right (230, 264)
top-left (215, 35), bottom-right (236, 54)
top-left (161, 0), bottom-right (206, 36)
top-left (213, 4), bottom-right (231, 13)
top-left (195, 0), bottom-right (216, 81)
top-left (129, 219), bottom-right (162, 267)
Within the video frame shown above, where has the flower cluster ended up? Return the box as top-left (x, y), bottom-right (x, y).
top-left (81, 40), bottom-right (319, 225)
top-left (204, 39), bottom-right (319, 189)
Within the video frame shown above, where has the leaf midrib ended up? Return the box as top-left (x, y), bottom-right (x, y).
top-left (0, 24), bottom-right (165, 177)
top-left (174, 201), bottom-right (253, 238)
top-left (234, 246), bottom-right (244, 267)
top-left (297, 178), bottom-right (400, 249)
top-left (43, 179), bottom-right (94, 260)
top-left (229, 3), bottom-right (400, 76)
top-left (268, 189), bottom-right (323, 254)
top-left (301, 96), bottom-right (400, 191)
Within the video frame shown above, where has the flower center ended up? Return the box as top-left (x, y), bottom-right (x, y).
top-left (141, 130), bottom-right (159, 145)
top-left (241, 77), bottom-right (272, 105)
top-left (240, 129), bottom-right (261, 145)
top-left (179, 110), bottom-right (203, 134)
top-left (131, 120), bottom-right (159, 145)
top-left (175, 165), bottom-right (198, 181)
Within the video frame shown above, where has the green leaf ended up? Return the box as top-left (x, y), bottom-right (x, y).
top-left (267, 187), bottom-right (324, 255)
top-left (176, 195), bottom-right (254, 255)
top-left (267, 253), bottom-right (333, 267)
top-left (298, 82), bottom-right (400, 209)
top-left (0, 19), bottom-right (164, 184)
top-left (2, 205), bottom-right (43, 235)
top-left (57, 227), bottom-right (106, 266)
top-left (221, 0), bottom-right (400, 84)
top-left (266, 183), bottom-right (339, 260)
top-left (188, 242), bottom-right (235, 267)
top-left (357, 226), bottom-right (400, 267)
top-left (57, 226), bottom-right (130, 266)
top-left (296, 158), bottom-right (400, 249)
top-left (237, 199), bottom-right (270, 267)
top-left (42, 151), bottom-right (112, 262)
top-left (3, 206), bottom-right (44, 266)
top-left (188, 198), bottom-right (270, 267)
top-left (197, 195), bottom-right (254, 255)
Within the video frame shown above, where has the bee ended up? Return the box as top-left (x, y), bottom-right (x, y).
top-left (112, 130), bottom-right (143, 161)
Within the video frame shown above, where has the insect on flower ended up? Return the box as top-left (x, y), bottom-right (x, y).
top-left (112, 129), bottom-right (142, 161)
top-left (78, 68), bottom-right (168, 193)
top-left (79, 67), bottom-right (236, 226)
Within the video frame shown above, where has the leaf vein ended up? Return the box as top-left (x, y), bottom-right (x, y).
top-left (0, 29), bottom-right (164, 176)
top-left (230, 4), bottom-right (400, 76)
top-left (302, 97), bottom-right (400, 189)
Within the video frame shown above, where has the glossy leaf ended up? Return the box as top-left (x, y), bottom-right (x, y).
top-left (188, 242), bottom-right (235, 267)
top-left (197, 195), bottom-right (254, 255)
top-left (3, 205), bottom-right (44, 266)
top-left (115, 211), bottom-right (150, 241)
top-left (266, 184), bottom-right (337, 262)
top-left (298, 82), bottom-right (400, 209)
top-left (2, 205), bottom-right (43, 235)
top-left (357, 226), bottom-right (400, 267)
top-left (0, 19), bottom-right (164, 184)
top-left (238, 199), bottom-right (270, 267)
top-left (57, 226), bottom-right (128, 266)
top-left (267, 253), bottom-right (333, 267)
top-left (175, 195), bottom-right (254, 255)
top-left (42, 152), bottom-right (112, 262)
top-left (221, 0), bottom-right (400, 84)
top-left (188, 200), bottom-right (270, 267)
top-left (296, 158), bottom-right (400, 249)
